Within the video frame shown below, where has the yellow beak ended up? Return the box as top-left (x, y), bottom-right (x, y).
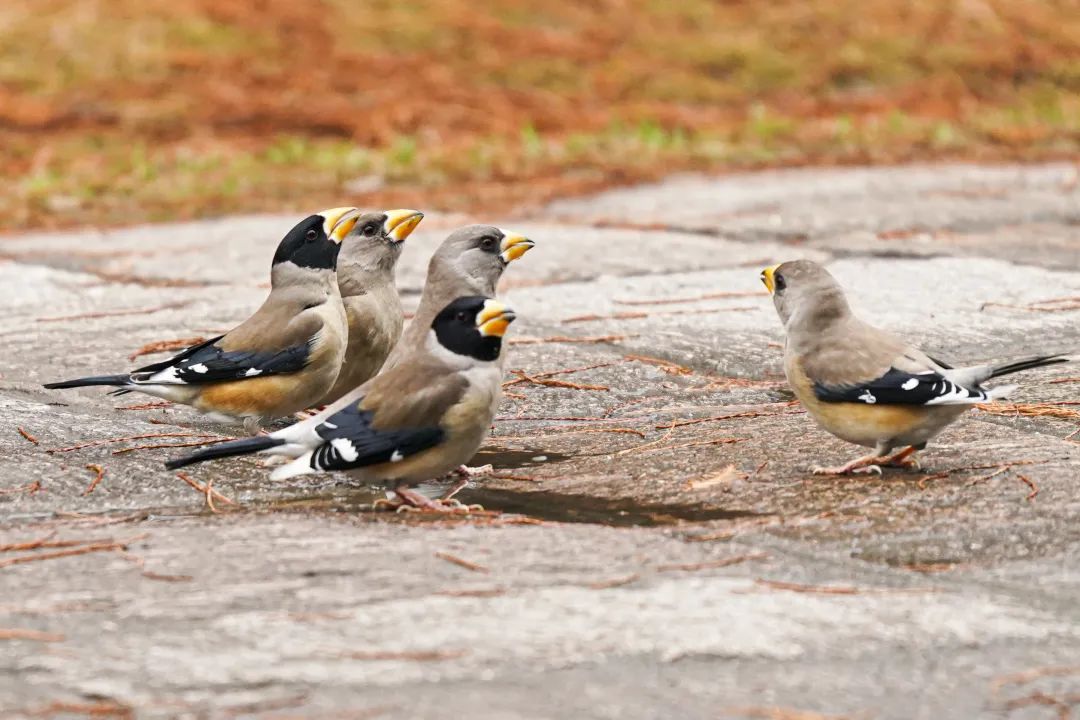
top-left (499, 231), bottom-right (535, 263)
top-left (476, 299), bottom-right (517, 338)
top-left (383, 209), bottom-right (425, 243)
top-left (760, 264), bottom-right (780, 294)
top-left (321, 207), bottom-right (361, 244)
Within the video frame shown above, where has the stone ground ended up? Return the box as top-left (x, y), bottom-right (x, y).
top-left (1, 163), bottom-right (1079, 719)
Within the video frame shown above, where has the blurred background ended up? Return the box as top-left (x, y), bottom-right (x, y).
top-left (1, 0), bottom-right (1077, 231)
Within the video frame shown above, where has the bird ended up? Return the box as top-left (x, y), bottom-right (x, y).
top-left (317, 208), bottom-right (425, 406)
top-left (44, 208), bottom-right (361, 434)
top-left (381, 224), bottom-right (534, 372)
top-left (165, 296), bottom-right (517, 511)
top-left (760, 259), bottom-right (1077, 475)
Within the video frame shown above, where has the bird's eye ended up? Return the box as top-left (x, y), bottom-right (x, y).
top-left (305, 229), bottom-right (318, 242)
top-left (456, 311), bottom-right (470, 323)
top-left (480, 237), bottom-right (497, 251)
top-left (774, 273), bottom-right (787, 292)
top-left (363, 222), bottom-right (378, 236)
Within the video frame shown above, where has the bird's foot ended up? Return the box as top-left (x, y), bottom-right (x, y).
top-left (372, 488), bottom-right (482, 514)
top-left (812, 455), bottom-right (886, 476)
top-left (880, 447), bottom-right (921, 470)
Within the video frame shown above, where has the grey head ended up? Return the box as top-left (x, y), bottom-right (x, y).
top-left (761, 259), bottom-right (852, 330)
top-left (427, 224), bottom-right (536, 296)
top-left (337, 209), bottom-right (424, 297)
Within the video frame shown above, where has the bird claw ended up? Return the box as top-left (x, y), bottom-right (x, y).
top-left (374, 488), bottom-right (484, 514)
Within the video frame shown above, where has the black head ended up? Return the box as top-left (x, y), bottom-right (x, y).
top-left (432, 296), bottom-right (517, 362)
top-left (272, 207), bottom-right (359, 271)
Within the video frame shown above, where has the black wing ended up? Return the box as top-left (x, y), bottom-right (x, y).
top-left (131, 335), bottom-right (314, 385)
top-left (814, 367), bottom-right (991, 406)
top-left (308, 403), bottom-right (444, 472)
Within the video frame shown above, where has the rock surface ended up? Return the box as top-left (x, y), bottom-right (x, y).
top-left (1, 163), bottom-right (1079, 719)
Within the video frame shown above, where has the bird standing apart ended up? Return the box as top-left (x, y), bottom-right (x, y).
top-left (318, 209), bottom-right (425, 406)
top-left (761, 260), bottom-right (1077, 475)
top-left (44, 208), bottom-right (360, 434)
top-left (381, 225), bottom-right (534, 372)
top-left (166, 296), bottom-right (517, 511)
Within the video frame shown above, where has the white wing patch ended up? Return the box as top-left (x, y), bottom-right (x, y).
top-left (857, 390), bottom-right (877, 404)
top-left (901, 378), bottom-right (919, 390)
top-left (188, 363), bottom-right (209, 374)
top-left (390, 450), bottom-right (404, 462)
top-left (244, 368), bottom-right (262, 377)
top-left (329, 438), bottom-right (358, 462)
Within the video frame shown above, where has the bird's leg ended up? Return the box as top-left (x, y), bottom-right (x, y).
top-left (433, 464), bottom-right (492, 510)
top-left (293, 405), bottom-right (327, 421)
top-left (880, 445), bottom-right (921, 470)
top-left (812, 453), bottom-right (887, 476)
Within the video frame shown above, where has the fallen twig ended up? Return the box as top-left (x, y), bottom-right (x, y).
top-left (82, 464), bottom-right (105, 495)
top-left (176, 472), bottom-right (236, 509)
top-left (991, 665), bottom-right (1080, 692)
top-left (586, 573), bottom-right (640, 590)
top-left (37, 301), bottom-right (190, 323)
top-left (434, 587), bottom-right (507, 598)
top-left (128, 336), bottom-right (206, 361)
top-left (745, 461), bottom-right (769, 481)
top-left (20, 701), bottom-right (134, 718)
top-left (615, 291), bottom-right (765, 306)
top-left (633, 436), bottom-right (748, 455)
top-left (334, 649), bottom-right (468, 661)
top-left (112, 437), bottom-right (235, 455)
top-left (976, 401), bottom-right (1080, 422)
top-left (657, 403), bottom-right (802, 429)
top-left (915, 472), bottom-right (950, 490)
top-left (697, 376), bottom-right (788, 391)
top-left (434, 551), bottom-right (489, 573)
top-left (754, 579), bottom-right (934, 595)
top-left (625, 354), bottom-right (693, 375)
top-left (17, 427), bottom-right (39, 445)
top-left (47, 432), bottom-right (219, 454)
top-left (506, 370), bottom-right (609, 392)
top-left (0, 481), bottom-right (41, 495)
top-left (657, 553), bottom-right (768, 572)
top-left (510, 334), bottom-right (634, 345)
top-left (981, 295), bottom-right (1080, 313)
top-left (563, 307), bottom-right (755, 324)
top-left (723, 706), bottom-right (857, 720)
top-left (1000, 691), bottom-right (1080, 718)
top-left (1017, 474), bottom-right (1039, 501)
top-left (0, 534), bottom-right (147, 569)
top-left (0, 628), bottom-right (65, 642)
top-left (503, 362), bottom-right (615, 389)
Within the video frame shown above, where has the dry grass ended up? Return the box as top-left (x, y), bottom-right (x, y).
top-left (2, 0), bottom-right (1078, 231)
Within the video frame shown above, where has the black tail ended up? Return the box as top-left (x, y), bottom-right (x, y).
top-left (43, 374), bottom-right (129, 390)
top-left (989, 354), bottom-right (1077, 379)
top-left (165, 436), bottom-right (285, 470)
